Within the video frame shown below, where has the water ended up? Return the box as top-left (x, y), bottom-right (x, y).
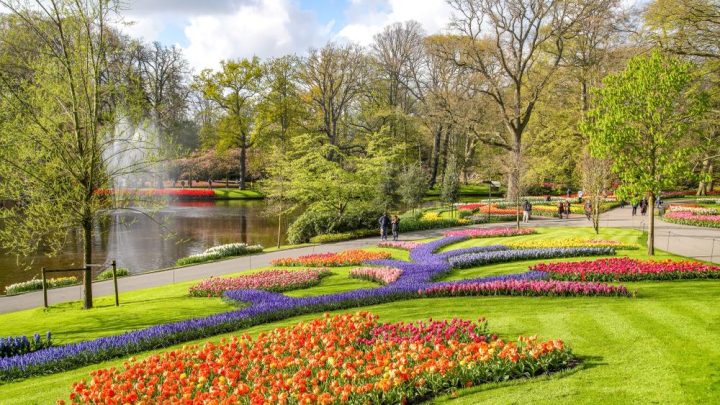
top-left (0, 200), bottom-right (293, 292)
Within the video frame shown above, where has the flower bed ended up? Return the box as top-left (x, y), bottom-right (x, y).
top-left (377, 240), bottom-right (423, 250)
top-left (444, 227), bottom-right (535, 238)
top-left (531, 257), bottom-right (720, 282)
top-left (419, 279), bottom-right (630, 297)
top-left (176, 243), bottom-right (263, 266)
top-left (63, 313), bottom-right (574, 405)
top-left (663, 211), bottom-right (720, 228)
top-left (1, 333), bottom-right (52, 358)
top-left (668, 204), bottom-right (718, 215)
top-left (4, 276), bottom-right (79, 296)
top-left (506, 238), bottom-right (638, 250)
top-left (349, 267), bottom-right (403, 284)
top-left (189, 269), bottom-right (331, 297)
top-left (271, 250), bottom-right (391, 267)
top-left (448, 247), bottom-right (615, 269)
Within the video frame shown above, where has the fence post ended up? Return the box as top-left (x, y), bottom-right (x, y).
top-left (41, 267), bottom-right (48, 308)
top-left (112, 260), bottom-right (119, 307)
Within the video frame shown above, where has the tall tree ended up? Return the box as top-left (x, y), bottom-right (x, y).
top-left (584, 50), bottom-right (706, 254)
top-left (0, 0), bottom-right (145, 309)
top-left (194, 58), bottom-right (262, 189)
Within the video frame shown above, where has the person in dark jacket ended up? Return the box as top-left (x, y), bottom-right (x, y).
top-left (640, 198), bottom-right (648, 216)
top-left (565, 201), bottom-right (572, 219)
top-left (391, 215), bottom-right (400, 241)
top-left (378, 213), bottom-right (390, 240)
top-left (522, 199), bottom-right (532, 223)
top-left (584, 200), bottom-right (592, 220)
top-left (557, 201), bottom-right (564, 218)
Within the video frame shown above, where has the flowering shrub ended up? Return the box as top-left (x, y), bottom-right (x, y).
top-left (63, 313), bottom-right (574, 405)
top-left (189, 269), bottom-right (331, 297)
top-left (448, 247), bottom-right (615, 269)
top-left (506, 238), bottom-right (638, 250)
top-left (272, 250), bottom-right (391, 267)
top-left (663, 211), bottom-right (720, 228)
top-left (4, 276), bottom-right (79, 296)
top-left (350, 267), bottom-right (402, 284)
top-left (419, 280), bottom-right (630, 297)
top-left (176, 243), bottom-right (263, 266)
top-left (444, 227), bottom-right (535, 238)
top-left (532, 257), bottom-right (720, 282)
top-left (377, 240), bottom-right (423, 250)
top-left (1, 333), bottom-right (52, 358)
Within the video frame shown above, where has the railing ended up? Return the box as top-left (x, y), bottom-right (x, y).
top-left (41, 260), bottom-right (119, 308)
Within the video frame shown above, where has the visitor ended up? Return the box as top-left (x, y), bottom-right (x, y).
top-left (522, 199), bottom-right (532, 223)
top-left (391, 215), bottom-right (400, 241)
top-left (640, 198), bottom-right (648, 216)
top-left (378, 213), bottom-right (390, 241)
top-left (631, 201), bottom-right (638, 216)
top-left (566, 188), bottom-right (571, 198)
top-left (565, 201), bottom-right (572, 219)
top-left (557, 201), bottom-right (564, 218)
top-left (578, 190), bottom-right (584, 204)
top-left (584, 200), bottom-right (592, 220)
top-left (658, 201), bottom-right (666, 217)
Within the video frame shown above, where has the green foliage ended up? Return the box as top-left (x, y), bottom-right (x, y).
top-left (287, 207), bottom-right (383, 244)
top-left (96, 268), bottom-right (130, 281)
top-left (441, 158), bottom-right (460, 204)
top-left (398, 165), bottom-right (429, 209)
top-left (584, 50), bottom-right (706, 200)
top-left (5, 277), bottom-right (79, 296)
top-left (309, 229), bottom-right (378, 244)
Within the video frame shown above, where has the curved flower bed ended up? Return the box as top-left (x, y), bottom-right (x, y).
top-left (663, 211), bottom-right (720, 228)
top-left (419, 279), bottom-right (630, 297)
top-left (63, 313), bottom-right (574, 405)
top-left (449, 247), bottom-right (615, 269)
top-left (444, 227), bottom-right (535, 238)
top-left (377, 241), bottom-right (423, 250)
top-left (176, 243), bottom-right (263, 266)
top-left (350, 267), bottom-right (403, 284)
top-left (0, 235), bottom-right (624, 382)
top-left (272, 250), bottom-right (392, 267)
top-left (532, 257), bottom-right (720, 282)
top-left (506, 238), bottom-right (638, 250)
top-left (668, 204), bottom-right (718, 215)
top-left (189, 269), bottom-right (331, 297)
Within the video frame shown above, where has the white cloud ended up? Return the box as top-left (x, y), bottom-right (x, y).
top-left (182, 0), bottom-right (331, 71)
top-left (122, 15), bottom-right (165, 42)
top-left (337, 0), bottom-right (453, 45)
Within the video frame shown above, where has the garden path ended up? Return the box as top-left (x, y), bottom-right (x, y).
top-left (1, 206), bottom-right (718, 313)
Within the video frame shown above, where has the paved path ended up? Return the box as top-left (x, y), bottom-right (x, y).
top-left (1, 206), bottom-right (718, 314)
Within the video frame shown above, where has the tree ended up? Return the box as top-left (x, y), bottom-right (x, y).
top-left (0, 0), bottom-right (148, 309)
top-left (581, 155), bottom-right (613, 233)
top-left (442, 157), bottom-right (461, 215)
top-left (194, 58), bottom-right (262, 189)
top-left (584, 49), bottom-right (706, 254)
top-left (398, 165), bottom-right (429, 212)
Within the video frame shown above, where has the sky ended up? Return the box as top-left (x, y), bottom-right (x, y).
top-left (121, 0), bottom-right (456, 72)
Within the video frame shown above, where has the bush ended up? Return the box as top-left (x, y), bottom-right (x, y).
top-left (4, 276), bottom-right (79, 296)
top-left (0, 332), bottom-right (52, 358)
top-left (96, 268), bottom-right (130, 281)
top-left (288, 207), bottom-right (383, 244)
top-left (176, 243), bottom-right (263, 266)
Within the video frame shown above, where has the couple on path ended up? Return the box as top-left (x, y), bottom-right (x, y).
top-left (379, 213), bottom-right (400, 241)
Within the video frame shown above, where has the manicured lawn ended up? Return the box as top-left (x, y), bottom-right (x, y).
top-left (1, 227), bottom-right (719, 403)
top-left (213, 188), bottom-right (264, 199)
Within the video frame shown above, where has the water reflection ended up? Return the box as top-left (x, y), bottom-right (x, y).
top-left (0, 200), bottom-right (292, 291)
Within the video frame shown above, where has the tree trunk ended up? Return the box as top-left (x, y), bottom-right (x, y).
top-left (277, 213), bottom-right (282, 249)
top-left (648, 192), bottom-right (655, 256)
top-left (239, 137), bottom-right (247, 190)
top-left (82, 217), bottom-right (94, 309)
top-left (428, 125), bottom-right (443, 188)
top-left (439, 129), bottom-right (451, 184)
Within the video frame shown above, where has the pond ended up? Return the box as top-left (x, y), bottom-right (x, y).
top-left (0, 200), bottom-right (294, 292)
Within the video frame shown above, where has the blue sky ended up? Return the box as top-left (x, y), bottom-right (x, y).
top-left (122, 0), bottom-right (454, 71)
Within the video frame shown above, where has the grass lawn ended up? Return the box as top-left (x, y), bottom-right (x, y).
top-left (1, 227), bottom-right (719, 403)
top-left (213, 188), bottom-right (264, 199)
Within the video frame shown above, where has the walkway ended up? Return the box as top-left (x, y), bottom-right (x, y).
top-left (1, 206), bottom-right (718, 313)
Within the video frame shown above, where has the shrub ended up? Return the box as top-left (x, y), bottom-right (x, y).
top-left (4, 276), bottom-right (79, 296)
top-left (287, 206), bottom-right (384, 244)
top-left (176, 243), bottom-right (263, 266)
top-left (95, 268), bottom-right (130, 281)
top-left (0, 332), bottom-right (52, 358)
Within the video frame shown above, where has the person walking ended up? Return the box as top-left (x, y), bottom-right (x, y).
top-left (391, 215), bottom-right (400, 241)
top-left (557, 200), bottom-right (564, 219)
top-left (584, 200), bottom-right (592, 220)
top-left (640, 198), bottom-right (648, 216)
top-left (632, 201), bottom-right (638, 216)
top-left (565, 201), bottom-right (572, 219)
top-left (522, 199), bottom-right (532, 223)
top-left (378, 213), bottom-right (390, 240)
